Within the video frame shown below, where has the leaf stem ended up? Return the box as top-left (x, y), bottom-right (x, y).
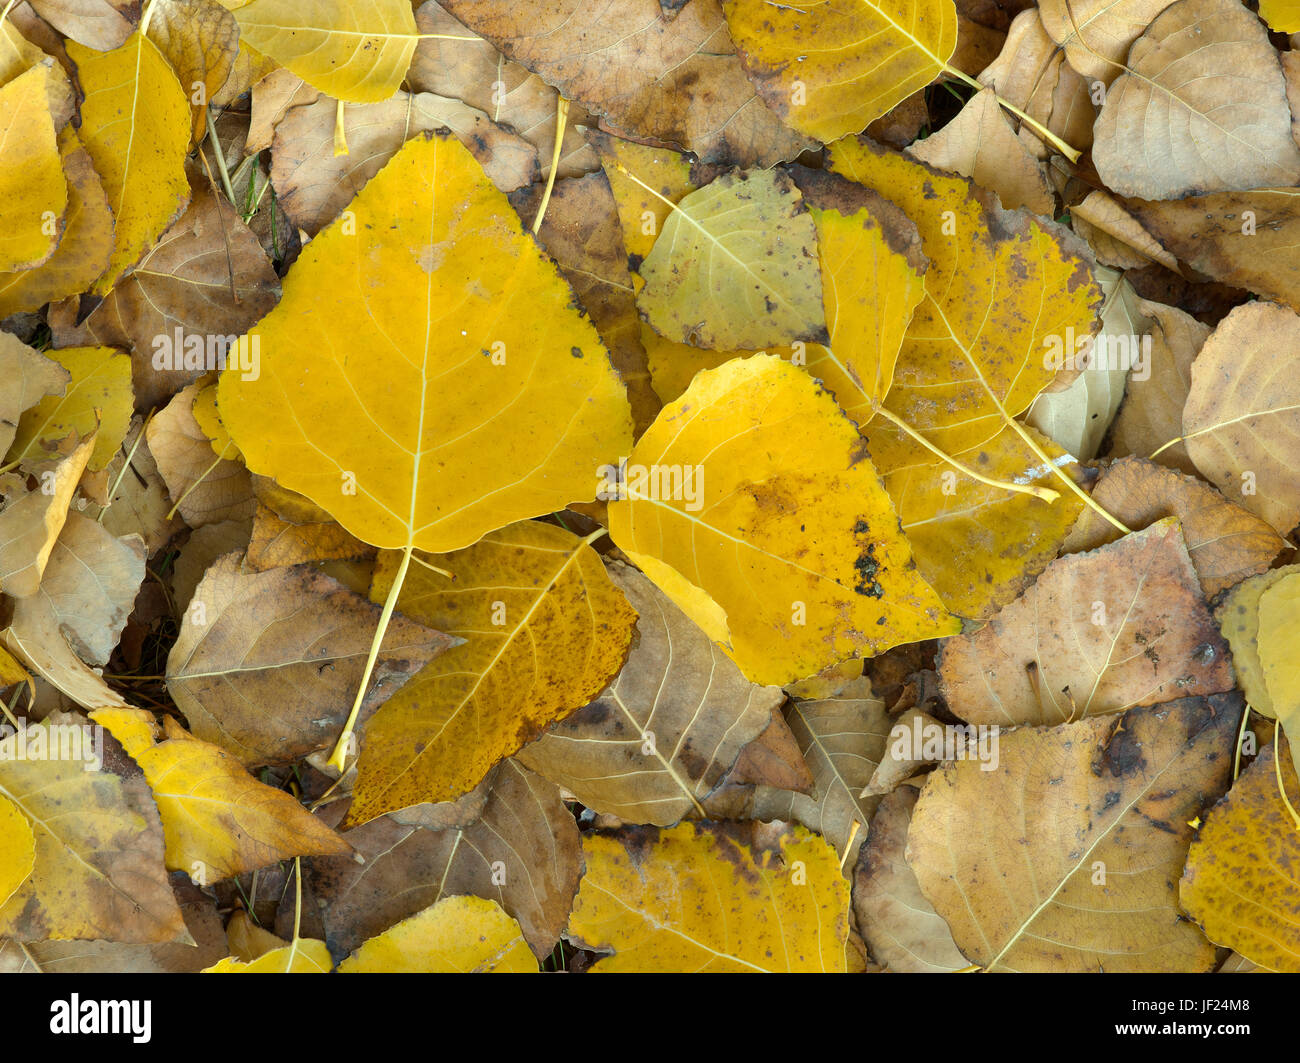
top-left (325, 544), bottom-right (413, 772)
top-left (205, 108), bottom-right (238, 207)
top-left (531, 97), bottom-right (570, 234)
top-left (940, 64), bottom-right (1081, 163)
top-left (874, 407), bottom-right (1059, 502)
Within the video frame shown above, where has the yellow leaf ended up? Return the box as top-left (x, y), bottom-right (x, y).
top-left (218, 133), bottom-right (632, 554)
top-left (67, 32), bottom-right (192, 293)
top-left (1215, 565), bottom-right (1300, 720)
top-left (0, 793), bottom-right (35, 909)
top-left (1180, 739), bottom-right (1300, 972)
top-left (1261, 0), bottom-right (1300, 31)
top-left (94, 709), bottom-right (350, 882)
top-left (338, 895), bottom-right (538, 972)
top-left (146, 0), bottom-right (241, 144)
top-left (347, 521), bottom-right (638, 821)
top-left (568, 821), bottom-right (851, 972)
top-left (0, 128), bottom-right (115, 317)
top-left (828, 137), bottom-right (1102, 465)
top-left (0, 64), bottom-right (66, 272)
top-left (232, 0), bottom-right (418, 102)
top-left (722, 0), bottom-right (957, 142)
top-left (5, 346), bottom-right (132, 471)
top-left (608, 354), bottom-right (957, 686)
top-left (1259, 573), bottom-right (1300, 779)
top-left (203, 938), bottom-right (333, 972)
top-left (0, 436), bottom-right (94, 598)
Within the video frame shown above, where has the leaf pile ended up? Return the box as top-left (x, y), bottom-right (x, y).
top-left (0, 0), bottom-right (1294, 974)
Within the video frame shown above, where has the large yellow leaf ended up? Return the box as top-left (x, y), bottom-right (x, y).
top-left (5, 346), bottom-right (131, 472)
top-left (338, 895), bottom-right (537, 973)
top-left (1215, 565), bottom-right (1300, 721)
top-left (217, 133), bottom-right (632, 553)
top-left (1180, 740), bottom-right (1300, 972)
top-left (204, 938), bottom-right (333, 972)
top-left (232, 0), bottom-right (418, 102)
top-left (67, 33), bottom-right (191, 293)
top-left (909, 695), bottom-right (1241, 971)
top-left (609, 354), bottom-right (956, 686)
top-left (346, 521), bottom-right (638, 822)
top-left (0, 63), bottom-right (66, 272)
top-left (722, 0), bottom-right (957, 142)
top-left (94, 709), bottom-right (349, 883)
top-left (567, 821), bottom-right (851, 972)
top-left (1259, 573), bottom-right (1300, 779)
top-left (828, 137), bottom-right (1102, 466)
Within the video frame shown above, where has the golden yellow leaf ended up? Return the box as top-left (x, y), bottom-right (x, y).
top-left (232, 0), bottom-right (418, 102)
top-left (218, 133), bottom-right (631, 554)
top-left (67, 32), bottom-right (191, 293)
top-left (203, 938), bottom-right (333, 972)
top-left (909, 695), bottom-right (1241, 971)
top-left (0, 793), bottom-right (35, 910)
top-left (1181, 740), bottom-right (1300, 972)
top-left (882, 424), bottom-right (1085, 618)
top-left (5, 346), bottom-right (131, 472)
top-left (0, 128), bottom-right (115, 318)
top-left (828, 137), bottom-right (1101, 466)
top-left (0, 63), bottom-right (66, 272)
top-left (721, 0), bottom-right (957, 143)
top-left (568, 821), bottom-right (851, 972)
top-left (94, 709), bottom-right (350, 882)
top-left (338, 895), bottom-right (537, 972)
top-left (1261, 0), bottom-right (1300, 31)
top-left (347, 521), bottom-right (637, 822)
top-left (609, 354), bottom-right (957, 687)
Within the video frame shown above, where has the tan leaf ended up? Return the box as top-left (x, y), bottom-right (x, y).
top-left (27, 0), bottom-right (135, 50)
top-left (517, 564), bottom-right (781, 825)
top-left (908, 694), bottom-right (1240, 971)
top-left (309, 760), bottom-right (580, 959)
top-left (852, 784), bottom-right (967, 972)
top-left (1092, 0), bottom-right (1300, 198)
top-left (0, 333), bottom-right (68, 457)
top-left (1071, 191), bottom-right (1180, 272)
top-left (1038, 0), bottom-right (1179, 85)
top-left (938, 520), bottom-right (1234, 726)
top-left (1063, 457), bottom-right (1285, 598)
top-left (1182, 300), bottom-right (1300, 535)
top-left (0, 436), bottom-right (93, 598)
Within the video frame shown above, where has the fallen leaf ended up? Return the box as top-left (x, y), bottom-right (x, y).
top-left (0, 332), bottom-right (68, 457)
top-left (166, 553), bottom-right (455, 765)
top-left (27, 0), bottom-right (135, 50)
top-left (67, 32), bottom-right (191, 292)
top-left (608, 354), bottom-right (958, 686)
top-left (1182, 300), bottom-right (1300, 535)
top-left (939, 520), bottom-right (1234, 726)
top-left (1092, 0), bottom-right (1300, 199)
top-left (721, 0), bottom-right (958, 142)
top-left (852, 784), bottom-right (967, 972)
top-left (0, 793), bottom-right (35, 910)
top-left (1180, 739), bottom-right (1300, 972)
top-left (148, 382), bottom-right (254, 528)
top-left (310, 760), bottom-right (580, 959)
top-left (567, 820), bottom-right (852, 972)
top-left (204, 937), bottom-right (332, 972)
top-left (1038, 0), bottom-right (1178, 85)
top-left (1063, 457), bottom-right (1285, 598)
top-left (1071, 191), bottom-right (1180, 272)
top-left (517, 563), bottom-right (781, 825)
top-left (0, 64), bottom-right (66, 272)
top-left (0, 436), bottom-right (93, 598)
top-left (93, 709), bottom-right (350, 882)
top-left (146, 0), bottom-right (240, 144)
top-left (337, 895), bottom-right (537, 973)
top-left (346, 520), bottom-right (638, 821)
top-left (217, 133), bottom-right (632, 554)
top-left (231, 0), bottom-right (418, 102)
top-left (908, 694), bottom-right (1242, 971)
top-left (245, 504), bottom-right (370, 571)
top-left (439, 0), bottom-right (813, 168)
top-left (1259, 574), bottom-right (1300, 777)
top-left (1215, 565), bottom-right (1300, 720)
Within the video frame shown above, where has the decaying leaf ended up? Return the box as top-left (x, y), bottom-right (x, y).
top-left (909, 694), bottom-right (1242, 971)
top-left (939, 520), bottom-right (1233, 726)
top-left (518, 564), bottom-right (781, 825)
top-left (569, 820), bottom-right (852, 971)
top-left (338, 896), bottom-right (537, 973)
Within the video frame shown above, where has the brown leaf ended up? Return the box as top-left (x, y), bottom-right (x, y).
top-left (1071, 190), bottom-right (1180, 272)
top-left (246, 503), bottom-right (372, 571)
top-left (308, 761), bottom-right (580, 960)
top-left (1038, 0), bottom-right (1178, 85)
top-left (1063, 457), bottom-right (1284, 598)
top-left (438, 0), bottom-right (813, 168)
top-left (146, 0), bottom-right (239, 144)
top-left (938, 520), bottom-right (1234, 726)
